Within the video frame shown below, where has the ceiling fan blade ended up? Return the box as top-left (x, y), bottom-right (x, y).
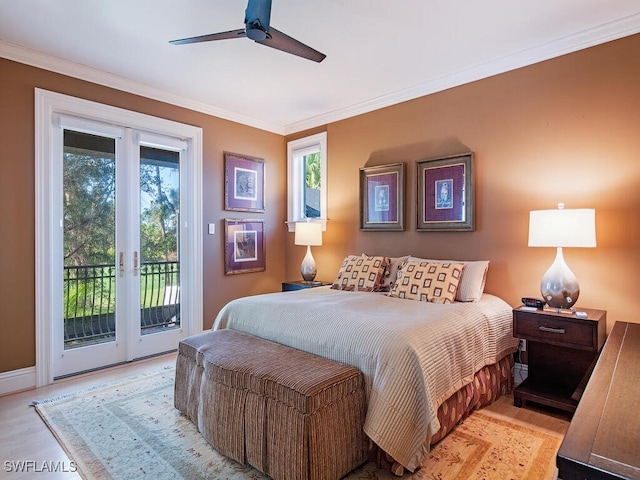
top-left (170, 29), bottom-right (246, 45)
top-left (256, 27), bottom-right (326, 63)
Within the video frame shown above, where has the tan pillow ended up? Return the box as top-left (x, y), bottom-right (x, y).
top-left (331, 255), bottom-right (389, 292)
top-left (389, 261), bottom-right (464, 304)
top-left (408, 257), bottom-right (489, 302)
top-left (381, 255), bottom-right (411, 290)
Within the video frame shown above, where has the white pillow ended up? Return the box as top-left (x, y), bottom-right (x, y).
top-left (407, 256), bottom-right (489, 302)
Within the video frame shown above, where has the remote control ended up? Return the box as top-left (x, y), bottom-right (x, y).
top-left (520, 306), bottom-right (538, 312)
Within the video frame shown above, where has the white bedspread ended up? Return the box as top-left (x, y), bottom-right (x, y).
top-left (212, 287), bottom-right (517, 471)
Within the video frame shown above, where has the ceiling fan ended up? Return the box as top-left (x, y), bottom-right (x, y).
top-left (170, 0), bottom-right (326, 63)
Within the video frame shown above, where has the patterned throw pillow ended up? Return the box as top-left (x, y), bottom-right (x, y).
top-left (408, 256), bottom-right (488, 302)
top-left (388, 261), bottom-right (464, 304)
top-left (331, 255), bottom-right (389, 292)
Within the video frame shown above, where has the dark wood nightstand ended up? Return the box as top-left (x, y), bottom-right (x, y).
top-left (282, 280), bottom-right (331, 292)
top-left (513, 306), bottom-right (606, 414)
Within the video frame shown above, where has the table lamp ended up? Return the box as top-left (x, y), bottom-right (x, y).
top-left (294, 221), bottom-right (322, 282)
top-left (528, 204), bottom-right (596, 309)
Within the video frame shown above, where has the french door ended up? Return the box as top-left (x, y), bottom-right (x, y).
top-left (36, 90), bottom-right (203, 383)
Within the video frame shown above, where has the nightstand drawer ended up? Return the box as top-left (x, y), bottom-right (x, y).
top-left (514, 311), bottom-right (601, 351)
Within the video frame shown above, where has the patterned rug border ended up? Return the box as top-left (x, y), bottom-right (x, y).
top-left (470, 409), bottom-right (564, 440)
top-left (31, 366), bottom-right (174, 407)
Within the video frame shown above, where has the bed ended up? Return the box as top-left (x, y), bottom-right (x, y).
top-left (211, 255), bottom-right (518, 473)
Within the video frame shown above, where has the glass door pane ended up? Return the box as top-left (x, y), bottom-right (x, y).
top-left (63, 131), bottom-right (117, 349)
top-left (139, 146), bottom-right (180, 336)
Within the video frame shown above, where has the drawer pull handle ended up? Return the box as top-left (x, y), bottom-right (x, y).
top-left (539, 326), bottom-right (566, 334)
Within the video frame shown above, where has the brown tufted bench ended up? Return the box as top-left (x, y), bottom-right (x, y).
top-left (174, 329), bottom-right (369, 480)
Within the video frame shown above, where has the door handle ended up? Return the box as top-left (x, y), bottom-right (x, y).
top-left (133, 251), bottom-right (139, 275)
top-left (119, 252), bottom-right (125, 275)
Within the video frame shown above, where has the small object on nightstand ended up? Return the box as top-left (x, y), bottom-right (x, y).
top-left (521, 297), bottom-right (546, 309)
top-left (575, 311), bottom-right (588, 318)
top-left (282, 280), bottom-right (331, 292)
top-left (512, 306), bottom-right (606, 414)
top-left (520, 306), bottom-right (538, 312)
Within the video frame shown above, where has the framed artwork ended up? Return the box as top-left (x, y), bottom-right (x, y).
top-left (224, 152), bottom-right (265, 212)
top-left (359, 163), bottom-right (404, 231)
top-left (224, 219), bottom-right (265, 275)
top-left (417, 153), bottom-right (474, 231)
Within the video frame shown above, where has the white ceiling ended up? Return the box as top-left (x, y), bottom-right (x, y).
top-left (1, 1), bottom-right (639, 134)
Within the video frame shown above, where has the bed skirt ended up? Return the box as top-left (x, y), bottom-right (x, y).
top-left (371, 353), bottom-right (515, 476)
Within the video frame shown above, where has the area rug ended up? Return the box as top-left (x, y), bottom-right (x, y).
top-left (33, 367), bottom-right (561, 480)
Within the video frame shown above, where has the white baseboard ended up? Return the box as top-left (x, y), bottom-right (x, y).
top-left (514, 362), bottom-right (528, 386)
top-left (0, 366), bottom-right (36, 396)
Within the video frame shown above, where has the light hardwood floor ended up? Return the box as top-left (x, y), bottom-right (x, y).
top-left (0, 355), bottom-right (571, 479)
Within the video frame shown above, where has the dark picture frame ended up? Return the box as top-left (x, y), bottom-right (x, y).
top-left (359, 163), bottom-right (404, 231)
top-left (224, 152), bottom-right (265, 212)
top-left (224, 219), bottom-right (265, 275)
top-left (417, 153), bottom-right (474, 231)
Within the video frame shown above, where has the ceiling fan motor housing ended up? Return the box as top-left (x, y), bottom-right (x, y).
top-left (245, 0), bottom-right (271, 41)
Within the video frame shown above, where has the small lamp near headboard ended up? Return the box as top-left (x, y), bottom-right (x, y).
top-left (294, 221), bottom-right (323, 282)
top-left (528, 203), bottom-right (596, 309)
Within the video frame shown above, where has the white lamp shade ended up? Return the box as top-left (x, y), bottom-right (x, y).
top-left (294, 221), bottom-right (322, 246)
top-left (528, 208), bottom-right (596, 248)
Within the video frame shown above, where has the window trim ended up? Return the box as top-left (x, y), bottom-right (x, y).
top-left (286, 132), bottom-right (327, 232)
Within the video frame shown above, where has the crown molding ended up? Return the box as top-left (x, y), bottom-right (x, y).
top-left (283, 12), bottom-right (640, 134)
top-left (2, 11), bottom-right (639, 137)
top-left (0, 41), bottom-right (285, 135)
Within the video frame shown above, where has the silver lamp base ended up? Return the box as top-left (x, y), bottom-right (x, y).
top-left (300, 245), bottom-right (317, 282)
top-left (540, 247), bottom-right (580, 309)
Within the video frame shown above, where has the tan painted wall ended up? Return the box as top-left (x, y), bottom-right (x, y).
top-left (286, 34), bottom-right (640, 333)
top-left (2, 33), bottom-right (639, 375)
top-left (0, 59), bottom-right (285, 373)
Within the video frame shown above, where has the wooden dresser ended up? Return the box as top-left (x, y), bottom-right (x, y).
top-left (557, 321), bottom-right (640, 480)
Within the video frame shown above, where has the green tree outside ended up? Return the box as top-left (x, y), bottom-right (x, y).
top-left (63, 141), bottom-right (179, 322)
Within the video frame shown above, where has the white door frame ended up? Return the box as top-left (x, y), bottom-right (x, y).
top-left (35, 89), bottom-right (203, 386)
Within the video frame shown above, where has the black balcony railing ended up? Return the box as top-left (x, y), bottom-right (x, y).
top-left (63, 261), bottom-right (180, 348)
top-left (140, 261), bottom-right (180, 332)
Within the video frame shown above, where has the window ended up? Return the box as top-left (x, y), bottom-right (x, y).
top-left (287, 132), bottom-right (327, 232)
